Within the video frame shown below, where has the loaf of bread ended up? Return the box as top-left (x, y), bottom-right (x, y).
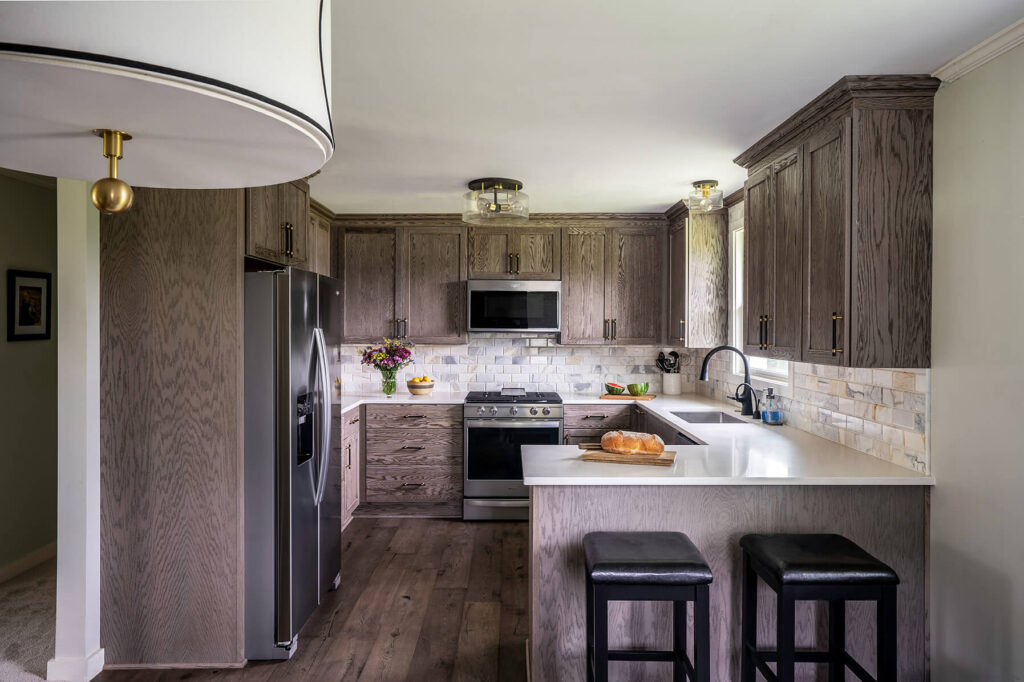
top-left (600, 430), bottom-right (665, 455)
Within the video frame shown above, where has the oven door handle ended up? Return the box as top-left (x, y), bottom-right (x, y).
top-left (465, 419), bottom-right (563, 429)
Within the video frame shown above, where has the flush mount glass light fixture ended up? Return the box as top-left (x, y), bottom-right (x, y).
top-left (462, 178), bottom-right (529, 225)
top-left (687, 180), bottom-right (724, 213)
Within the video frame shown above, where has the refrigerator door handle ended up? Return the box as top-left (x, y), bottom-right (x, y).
top-left (313, 327), bottom-right (331, 506)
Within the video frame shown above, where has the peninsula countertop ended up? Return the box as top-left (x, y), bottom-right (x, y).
top-left (523, 393), bottom-right (934, 486)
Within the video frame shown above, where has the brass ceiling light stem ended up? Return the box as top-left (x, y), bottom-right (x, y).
top-left (90, 129), bottom-right (134, 214)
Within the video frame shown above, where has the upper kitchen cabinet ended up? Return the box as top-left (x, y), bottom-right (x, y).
top-left (336, 219), bottom-right (468, 344)
top-left (735, 75), bottom-right (938, 368)
top-left (467, 225), bottom-right (560, 279)
top-left (665, 207), bottom-right (729, 348)
top-left (245, 180), bottom-right (310, 268)
top-left (742, 148), bottom-right (804, 361)
top-left (560, 219), bottom-right (665, 345)
top-left (309, 199), bottom-right (334, 277)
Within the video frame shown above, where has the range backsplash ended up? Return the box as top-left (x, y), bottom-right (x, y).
top-left (331, 334), bottom-right (930, 474)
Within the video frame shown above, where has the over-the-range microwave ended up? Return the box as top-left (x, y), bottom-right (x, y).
top-left (467, 280), bottom-right (561, 333)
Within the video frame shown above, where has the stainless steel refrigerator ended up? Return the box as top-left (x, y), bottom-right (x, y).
top-left (244, 268), bottom-right (342, 660)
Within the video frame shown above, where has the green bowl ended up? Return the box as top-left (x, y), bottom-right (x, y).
top-left (627, 382), bottom-right (650, 396)
top-left (604, 383), bottom-right (625, 395)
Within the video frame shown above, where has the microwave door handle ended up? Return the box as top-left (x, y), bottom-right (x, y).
top-left (313, 328), bottom-right (331, 506)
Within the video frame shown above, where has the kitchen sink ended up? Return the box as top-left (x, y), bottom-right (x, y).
top-left (671, 410), bottom-right (746, 424)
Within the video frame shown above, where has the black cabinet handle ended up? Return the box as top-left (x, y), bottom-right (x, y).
top-left (401, 445), bottom-right (426, 450)
top-left (345, 443), bottom-right (352, 469)
top-left (603, 319), bottom-right (609, 340)
top-left (514, 253), bottom-right (521, 274)
top-left (678, 319), bottom-right (685, 343)
top-left (758, 315), bottom-right (765, 350)
top-left (403, 415), bottom-right (427, 419)
top-left (399, 482), bottom-right (424, 489)
top-left (583, 415), bottom-right (607, 420)
top-left (507, 253), bottom-right (514, 274)
top-left (611, 318), bottom-right (617, 342)
top-left (832, 312), bottom-right (844, 356)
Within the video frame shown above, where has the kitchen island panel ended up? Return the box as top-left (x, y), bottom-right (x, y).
top-left (529, 484), bottom-right (927, 682)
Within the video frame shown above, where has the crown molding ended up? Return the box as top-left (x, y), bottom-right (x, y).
top-left (331, 212), bottom-right (667, 229)
top-left (933, 17), bottom-right (1024, 83)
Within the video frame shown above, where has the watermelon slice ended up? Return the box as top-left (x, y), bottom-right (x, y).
top-left (604, 382), bottom-right (625, 395)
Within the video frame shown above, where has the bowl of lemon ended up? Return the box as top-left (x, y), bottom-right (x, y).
top-left (407, 376), bottom-right (435, 395)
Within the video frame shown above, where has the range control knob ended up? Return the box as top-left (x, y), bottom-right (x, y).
top-left (542, 407), bottom-right (551, 415)
top-left (490, 407), bottom-right (499, 416)
top-left (510, 406), bottom-right (519, 416)
top-left (529, 407), bottom-right (539, 415)
top-left (477, 407), bottom-right (486, 415)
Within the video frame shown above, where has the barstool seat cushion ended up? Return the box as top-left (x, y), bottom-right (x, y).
top-left (583, 531), bottom-right (713, 586)
top-left (740, 533), bottom-right (899, 585)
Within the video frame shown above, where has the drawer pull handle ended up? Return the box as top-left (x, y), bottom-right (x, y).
top-left (401, 445), bottom-right (426, 450)
top-left (400, 482), bottom-right (424, 489)
top-left (348, 417), bottom-right (360, 424)
top-left (403, 415), bottom-right (427, 419)
top-left (583, 415), bottom-right (607, 420)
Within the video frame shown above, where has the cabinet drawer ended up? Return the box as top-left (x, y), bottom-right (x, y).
top-left (563, 405), bottom-right (633, 429)
top-left (365, 404), bottom-right (462, 429)
top-left (365, 465), bottom-right (462, 503)
top-left (366, 431), bottom-right (462, 466)
top-left (341, 407), bottom-right (362, 440)
top-left (563, 428), bottom-right (608, 446)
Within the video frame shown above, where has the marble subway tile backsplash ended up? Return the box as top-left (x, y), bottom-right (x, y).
top-left (697, 354), bottom-right (930, 473)
top-left (331, 333), bottom-right (695, 395)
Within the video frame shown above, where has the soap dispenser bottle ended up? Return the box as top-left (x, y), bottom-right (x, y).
top-left (761, 388), bottom-right (784, 425)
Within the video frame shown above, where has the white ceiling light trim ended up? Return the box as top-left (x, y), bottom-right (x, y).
top-left (0, 0), bottom-right (333, 190)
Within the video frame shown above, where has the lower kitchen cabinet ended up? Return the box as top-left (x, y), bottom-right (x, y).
top-left (360, 404), bottom-right (463, 517)
top-left (341, 406), bottom-right (362, 530)
top-left (563, 404), bottom-right (633, 430)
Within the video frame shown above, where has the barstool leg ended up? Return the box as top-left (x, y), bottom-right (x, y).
top-left (593, 584), bottom-right (609, 682)
top-left (741, 553), bottom-right (757, 682)
top-left (776, 588), bottom-right (796, 682)
top-left (673, 599), bottom-right (686, 682)
top-left (828, 599), bottom-right (845, 681)
top-left (877, 585), bottom-right (898, 681)
top-left (586, 574), bottom-right (595, 682)
top-left (694, 585), bottom-right (710, 682)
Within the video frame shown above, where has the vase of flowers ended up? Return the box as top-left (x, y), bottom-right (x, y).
top-left (360, 338), bottom-right (414, 397)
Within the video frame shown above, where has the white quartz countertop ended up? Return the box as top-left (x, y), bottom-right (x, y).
top-left (334, 390), bottom-right (468, 412)
top-left (524, 394), bottom-right (935, 486)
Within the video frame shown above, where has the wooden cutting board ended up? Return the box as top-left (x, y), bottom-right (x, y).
top-left (577, 443), bottom-right (676, 467)
top-left (600, 393), bottom-right (656, 400)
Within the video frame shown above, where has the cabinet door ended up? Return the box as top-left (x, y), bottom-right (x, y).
top-left (245, 185), bottom-right (287, 264)
top-left (743, 165), bottom-right (772, 356)
top-left (561, 227), bottom-right (609, 345)
top-left (400, 226), bottom-right (467, 343)
top-left (803, 119), bottom-right (851, 365)
top-left (686, 211), bottom-right (729, 348)
top-left (514, 226), bottom-right (561, 279)
top-left (339, 228), bottom-right (397, 342)
top-left (608, 226), bottom-right (664, 345)
top-left (312, 212), bottom-right (332, 277)
top-left (667, 220), bottom-right (687, 344)
top-left (342, 433), bottom-right (361, 527)
top-left (467, 227), bottom-right (513, 278)
top-left (280, 181), bottom-right (310, 269)
top-left (769, 150), bottom-right (803, 360)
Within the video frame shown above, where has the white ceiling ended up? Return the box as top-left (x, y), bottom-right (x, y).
top-left (311, 0), bottom-right (1022, 214)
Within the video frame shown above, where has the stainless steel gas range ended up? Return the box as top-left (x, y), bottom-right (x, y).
top-left (463, 388), bottom-right (563, 520)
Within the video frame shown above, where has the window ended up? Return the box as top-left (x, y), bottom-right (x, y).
top-left (730, 226), bottom-right (789, 382)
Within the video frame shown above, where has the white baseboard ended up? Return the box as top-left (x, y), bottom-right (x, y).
top-left (46, 647), bottom-right (104, 682)
top-left (0, 541), bottom-right (57, 584)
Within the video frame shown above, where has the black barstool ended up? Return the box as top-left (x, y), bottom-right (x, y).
top-left (584, 531), bottom-right (713, 682)
top-left (739, 533), bottom-right (900, 682)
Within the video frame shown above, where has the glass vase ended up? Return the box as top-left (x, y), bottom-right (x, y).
top-left (380, 368), bottom-right (398, 397)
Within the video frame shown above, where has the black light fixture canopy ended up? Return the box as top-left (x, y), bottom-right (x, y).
top-left (467, 177), bottom-right (524, 192)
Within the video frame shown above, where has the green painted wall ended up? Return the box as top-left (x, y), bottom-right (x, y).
top-left (0, 170), bottom-right (58, 573)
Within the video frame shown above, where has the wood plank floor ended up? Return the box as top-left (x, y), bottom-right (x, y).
top-left (96, 518), bottom-right (527, 682)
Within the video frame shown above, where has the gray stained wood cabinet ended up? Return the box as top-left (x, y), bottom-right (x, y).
top-left (666, 211), bottom-right (729, 348)
top-left (561, 224), bottom-right (665, 345)
top-left (467, 225), bottom-right (561, 279)
top-left (735, 75), bottom-right (937, 368)
top-left (337, 224), bottom-right (467, 344)
top-left (245, 180), bottom-right (310, 268)
top-left (310, 202), bottom-right (333, 277)
top-left (341, 406), bottom-right (362, 530)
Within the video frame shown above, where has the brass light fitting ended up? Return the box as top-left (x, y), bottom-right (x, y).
top-left (90, 129), bottom-right (134, 214)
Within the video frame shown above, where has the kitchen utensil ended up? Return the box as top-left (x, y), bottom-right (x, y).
top-left (627, 382), bottom-right (650, 396)
top-left (668, 351), bottom-right (680, 373)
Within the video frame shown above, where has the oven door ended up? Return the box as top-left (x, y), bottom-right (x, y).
top-left (467, 281), bottom-right (561, 332)
top-left (464, 419), bottom-right (562, 497)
